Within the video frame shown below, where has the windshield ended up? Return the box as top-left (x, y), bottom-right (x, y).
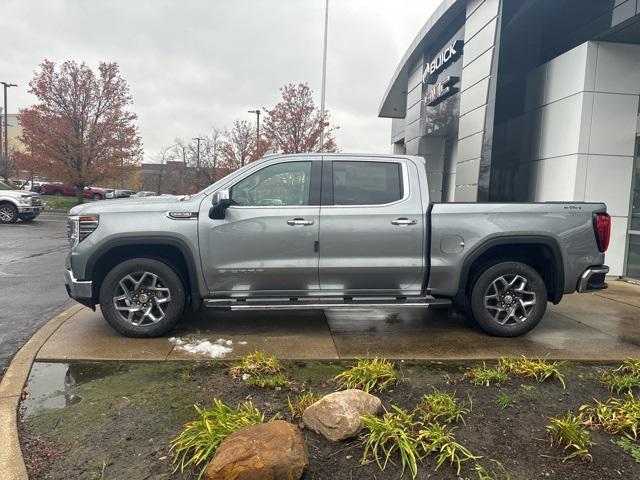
top-left (0, 180), bottom-right (11, 190)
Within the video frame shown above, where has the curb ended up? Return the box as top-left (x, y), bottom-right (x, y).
top-left (0, 305), bottom-right (84, 480)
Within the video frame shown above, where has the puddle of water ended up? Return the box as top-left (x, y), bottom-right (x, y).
top-left (22, 362), bottom-right (131, 417)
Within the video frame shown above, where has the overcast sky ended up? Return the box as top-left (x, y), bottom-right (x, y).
top-left (2, 0), bottom-right (437, 161)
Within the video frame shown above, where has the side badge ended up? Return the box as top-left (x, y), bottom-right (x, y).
top-left (167, 211), bottom-right (198, 220)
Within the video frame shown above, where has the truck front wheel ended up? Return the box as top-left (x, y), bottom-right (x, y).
top-left (469, 261), bottom-right (547, 337)
top-left (99, 258), bottom-right (186, 337)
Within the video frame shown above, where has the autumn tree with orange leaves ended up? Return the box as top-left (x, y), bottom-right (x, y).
top-left (263, 83), bottom-right (338, 154)
top-left (19, 60), bottom-right (142, 202)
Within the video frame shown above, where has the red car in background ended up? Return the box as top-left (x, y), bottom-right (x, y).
top-left (36, 183), bottom-right (107, 200)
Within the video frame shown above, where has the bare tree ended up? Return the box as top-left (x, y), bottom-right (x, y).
top-left (223, 120), bottom-right (255, 170)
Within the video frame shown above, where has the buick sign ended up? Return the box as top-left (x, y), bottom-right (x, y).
top-left (422, 40), bottom-right (463, 83)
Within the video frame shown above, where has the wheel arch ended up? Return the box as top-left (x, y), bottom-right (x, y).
top-left (457, 235), bottom-right (564, 306)
top-left (85, 237), bottom-right (202, 309)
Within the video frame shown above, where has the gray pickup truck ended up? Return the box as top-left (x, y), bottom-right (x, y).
top-left (64, 153), bottom-right (610, 338)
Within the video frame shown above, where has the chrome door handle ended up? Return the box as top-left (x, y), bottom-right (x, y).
top-left (287, 218), bottom-right (314, 226)
top-left (391, 218), bottom-right (417, 226)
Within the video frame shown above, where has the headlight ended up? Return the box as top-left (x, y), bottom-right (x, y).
top-left (18, 195), bottom-right (30, 205)
top-left (67, 215), bottom-right (99, 247)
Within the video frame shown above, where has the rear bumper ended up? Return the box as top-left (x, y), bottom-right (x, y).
top-left (577, 265), bottom-right (609, 293)
top-left (64, 268), bottom-right (95, 308)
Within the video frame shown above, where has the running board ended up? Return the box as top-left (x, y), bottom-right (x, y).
top-left (204, 297), bottom-right (452, 311)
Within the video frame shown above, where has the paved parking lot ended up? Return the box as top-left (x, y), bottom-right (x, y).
top-left (0, 212), bottom-right (72, 372)
top-left (37, 280), bottom-right (640, 361)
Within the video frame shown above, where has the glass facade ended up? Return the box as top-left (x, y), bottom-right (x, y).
top-left (628, 142), bottom-right (640, 279)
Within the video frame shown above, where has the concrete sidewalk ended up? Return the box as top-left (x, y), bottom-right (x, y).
top-left (36, 281), bottom-right (640, 362)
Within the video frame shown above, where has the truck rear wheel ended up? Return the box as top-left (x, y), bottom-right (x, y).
top-left (469, 261), bottom-right (547, 337)
top-left (99, 258), bottom-right (186, 337)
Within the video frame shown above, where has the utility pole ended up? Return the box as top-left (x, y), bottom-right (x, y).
top-left (248, 109), bottom-right (261, 152)
top-left (1, 82), bottom-right (17, 162)
top-left (319, 0), bottom-right (329, 153)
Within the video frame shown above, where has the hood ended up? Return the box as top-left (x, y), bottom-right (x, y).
top-left (69, 195), bottom-right (192, 216)
top-left (0, 189), bottom-right (40, 197)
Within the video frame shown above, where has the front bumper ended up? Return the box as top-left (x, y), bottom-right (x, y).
top-left (64, 268), bottom-right (95, 308)
top-left (17, 205), bottom-right (44, 214)
top-left (577, 265), bottom-right (609, 293)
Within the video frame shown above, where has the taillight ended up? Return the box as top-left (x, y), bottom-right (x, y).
top-left (594, 213), bottom-right (610, 252)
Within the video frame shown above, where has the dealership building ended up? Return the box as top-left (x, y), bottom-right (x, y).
top-left (379, 0), bottom-right (640, 279)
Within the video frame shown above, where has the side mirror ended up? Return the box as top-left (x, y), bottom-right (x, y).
top-left (209, 189), bottom-right (232, 219)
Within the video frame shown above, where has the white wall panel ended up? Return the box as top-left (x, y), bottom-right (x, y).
top-left (584, 155), bottom-right (634, 217)
top-left (588, 93), bottom-right (638, 157)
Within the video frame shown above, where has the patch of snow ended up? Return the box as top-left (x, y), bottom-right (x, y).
top-left (169, 337), bottom-right (233, 358)
top-left (238, 341), bottom-right (248, 345)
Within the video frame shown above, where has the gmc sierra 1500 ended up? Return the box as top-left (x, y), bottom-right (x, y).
top-left (64, 153), bottom-right (610, 338)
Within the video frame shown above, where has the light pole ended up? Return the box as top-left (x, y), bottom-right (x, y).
top-left (192, 137), bottom-right (203, 170)
top-left (248, 109), bottom-right (261, 150)
top-left (319, 0), bottom-right (329, 152)
top-left (1, 82), bottom-right (17, 162)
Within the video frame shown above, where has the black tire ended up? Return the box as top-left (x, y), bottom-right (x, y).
top-left (92, 193), bottom-right (102, 200)
top-left (19, 214), bottom-right (37, 223)
top-left (0, 203), bottom-right (18, 224)
top-left (469, 261), bottom-right (547, 337)
top-left (53, 190), bottom-right (63, 196)
top-left (99, 258), bottom-right (186, 337)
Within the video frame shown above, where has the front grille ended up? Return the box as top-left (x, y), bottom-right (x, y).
top-left (31, 196), bottom-right (42, 206)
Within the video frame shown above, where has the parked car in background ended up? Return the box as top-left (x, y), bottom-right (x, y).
top-left (0, 180), bottom-right (44, 224)
top-left (105, 189), bottom-right (136, 199)
top-left (22, 180), bottom-right (48, 192)
top-left (64, 153), bottom-right (611, 338)
top-left (38, 183), bottom-right (107, 200)
top-left (133, 191), bottom-right (157, 197)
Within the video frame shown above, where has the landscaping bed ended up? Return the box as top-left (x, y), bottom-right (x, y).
top-left (19, 359), bottom-right (640, 479)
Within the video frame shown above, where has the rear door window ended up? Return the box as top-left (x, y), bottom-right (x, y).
top-left (332, 161), bottom-right (403, 205)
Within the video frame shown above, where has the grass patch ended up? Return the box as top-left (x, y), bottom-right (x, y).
top-left (414, 388), bottom-right (470, 424)
top-left (615, 359), bottom-right (640, 377)
top-left (614, 437), bottom-right (640, 463)
top-left (474, 460), bottom-right (511, 479)
top-left (287, 390), bottom-right (323, 419)
top-left (601, 371), bottom-right (640, 394)
top-left (498, 357), bottom-right (565, 388)
top-left (229, 351), bottom-right (287, 388)
top-left (417, 422), bottom-right (479, 474)
top-left (580, 394), bottom-right (640, 440)
top-left (42, 195), bottom-right (92, 212)
top-left (546, 412), bottom-right (593, 462)
top-left (496, 393), bottom-right (513, 409)
top-left (360, 403), bottom-right (478, 478)
top-left (170, 399), bottom-right (269, 478)
top-left (465, 363), bottom-right (509, 386)
top-left (361, 405), bottom-right (421, 478)
top-left (334, 357), bottom-right (398, 393)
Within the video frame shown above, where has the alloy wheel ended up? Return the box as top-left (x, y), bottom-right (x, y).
top-left (112, 271), bottom-right (172, 326)
top-left (483, 274), bottom-right (536, 325)
top-left (0, 206), bottom-right (16, 222)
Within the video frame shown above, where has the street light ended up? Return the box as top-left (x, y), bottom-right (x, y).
top-left (319, 0), bottom-right (329, 153)
top-left (1, 82), bottom-right (17, 162)
top-left (192, 137), bottom-right (203, 170)
top-left (248, 109), bottom-right (260, 149)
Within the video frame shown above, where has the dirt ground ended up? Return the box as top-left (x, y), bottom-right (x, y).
top-left (19, 360), bottom-right (640, 480)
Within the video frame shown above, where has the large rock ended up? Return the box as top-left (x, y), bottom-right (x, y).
top-left (302, 389), bottom-right (383, 442)
top-left (205, 420), bottom-right (308, 480)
